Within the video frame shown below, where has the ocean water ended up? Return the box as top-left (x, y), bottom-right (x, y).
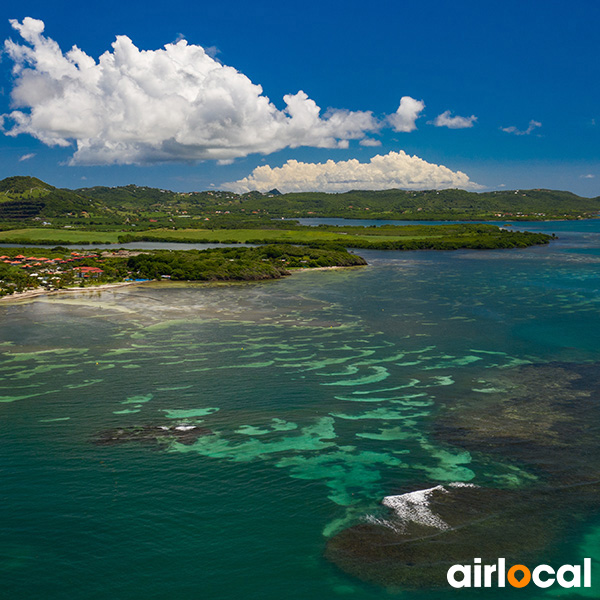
top-left (1, 220), bottom-right (600, 599)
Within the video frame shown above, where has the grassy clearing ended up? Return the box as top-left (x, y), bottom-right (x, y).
top-left (0, 228), bottom-right (120, 244)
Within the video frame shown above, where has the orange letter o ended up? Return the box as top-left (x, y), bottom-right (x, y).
top-left (508, 565), bottom-right (531, 588)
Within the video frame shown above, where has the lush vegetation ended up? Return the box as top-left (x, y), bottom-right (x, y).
top-left (0, 223), bottom-right (553, 250)
top-left (127, 245), bottom-right (366, 281)
top-left (0, 176), bottom-right (114, 222)
top-left (118, 223), bottom-right (553, 250)
top-left (0, 177), bottom-right (597, 229)
top-left (187, 188), bottom-right (600, 221)
top-left (75, 182), bottom-right (600, 221)
top-left (0, 177), bottom-right (559, 263)
top-left (0, 244), bottom-right (366, 297)
top-left (0, 228), bottom-right (120, 244)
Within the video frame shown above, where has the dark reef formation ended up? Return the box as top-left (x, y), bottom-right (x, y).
top-left (325, 362), bottom-right (600, 589)
top-left (93, 423), bottom-right (213, 447)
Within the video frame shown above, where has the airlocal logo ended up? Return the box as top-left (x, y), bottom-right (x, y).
top-left (447, 558), bottom-right (592, 589)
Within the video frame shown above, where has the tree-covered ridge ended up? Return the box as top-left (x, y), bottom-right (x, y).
top-left (236, 188), bottom-right (600, 220)
top-left (0, 176), bottom-right (55, 194)
top-left (75, 183), bottom-right (599, 221)
top-left (0, 176), bottom-right (597, 224)
top-left (0, 177), bottom-right (111, 221)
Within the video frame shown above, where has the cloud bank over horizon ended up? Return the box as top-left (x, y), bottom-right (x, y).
top-left (1, 17), bottom-right (455, 167)
top-left (224, 151), bottom-right (481, 193)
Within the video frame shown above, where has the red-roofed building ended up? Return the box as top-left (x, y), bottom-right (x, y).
top-left (73, 266), bottom-right (104, 279)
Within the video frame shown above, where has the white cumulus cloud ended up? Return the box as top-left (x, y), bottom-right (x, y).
top-left (359, 138), bottom-right (382, 147)
top-left (18, 152), bottom-right (36, 161)
top-left (432, 110), bottom-right (477, 129)
top-left (501, 120), bottom-right (542, 135)
top-left (2, 18), bottom-right (382, 165)
top-left (224, 150), bottom-right (481, 193)
top-left (387, 96), bottom-right (425, 132)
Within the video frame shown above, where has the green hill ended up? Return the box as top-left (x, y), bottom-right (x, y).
top-left (221, 188), bottom-right (600, 220)
top-left (0, 176), bottom-right (598, 223)
top-left (0, 176), bottom-right (113, 221)
top-left (78, 182), bottom-right (600, 221)
top-left (0, 175), bottom-right (55, 194)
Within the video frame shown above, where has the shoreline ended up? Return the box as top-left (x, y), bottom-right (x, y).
top-left (0, 265), bottom-right (365, 304)
top-left (288, 265), bottom-right (360, 272)
top-left (0, 280), bottom-right (145, 303)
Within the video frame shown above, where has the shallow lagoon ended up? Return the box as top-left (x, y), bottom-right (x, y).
top-left (1, 219), bottom-right (600, 599)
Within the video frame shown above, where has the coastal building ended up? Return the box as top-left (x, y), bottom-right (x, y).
top-left (73, 266), bottom-right (104, 279)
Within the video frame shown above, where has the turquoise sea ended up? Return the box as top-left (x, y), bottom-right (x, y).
top-left (2, 220), bottom-right (600, 599)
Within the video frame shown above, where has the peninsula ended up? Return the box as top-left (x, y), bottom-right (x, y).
top-left (0, 176), bottom-right (558, 297)
top-left (0, 245), bottom-right (367, 298)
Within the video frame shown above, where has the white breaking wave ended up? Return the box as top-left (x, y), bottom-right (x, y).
top-left (382, 485), bottom-right (451, 531)
top-left (379, 482), bottom-right (478, 532)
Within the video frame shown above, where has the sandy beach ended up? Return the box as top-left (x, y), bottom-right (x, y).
top-left (0, 265), bottom-right (366, 304)
top-left (289, 265), bottom-right (365, 272)
top-left (0, 280), bottom-right (144, 303)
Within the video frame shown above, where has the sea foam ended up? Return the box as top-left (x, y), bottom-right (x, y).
top-left (380, 482), bottom-right (477, 531)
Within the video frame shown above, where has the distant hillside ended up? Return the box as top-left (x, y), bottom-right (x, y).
top-left (78, 182), bottom-right (600, 220)
top-left (222, 188), bottom-right (600, 220)
top-left (75, 184), bottom-right (182, 209)
top-left (0, 176), bottom-right (112, 221)
top-left (0, 176), bottom-right (598, 222)
top-left (75, 184), bottom-right (252, 211)
top-left (0, 175), bottom-right (55, 194)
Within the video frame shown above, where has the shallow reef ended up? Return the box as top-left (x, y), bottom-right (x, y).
top-left (93, 423), bottom-right (214, 447)
top-left (325, 361), bottom-right (600, 589)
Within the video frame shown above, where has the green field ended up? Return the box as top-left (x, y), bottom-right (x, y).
top-left (0, 228), bottom-right (120, 244)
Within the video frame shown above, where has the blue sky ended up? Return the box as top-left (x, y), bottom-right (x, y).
top-left (0, 0), bottom-right (598, 195)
